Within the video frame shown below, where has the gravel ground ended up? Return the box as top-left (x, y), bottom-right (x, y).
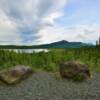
top-left (0, 72), bottom-right (100, 100)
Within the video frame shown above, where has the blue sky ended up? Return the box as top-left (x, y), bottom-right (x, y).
top-left (0, 0), bottom-right (100, 45)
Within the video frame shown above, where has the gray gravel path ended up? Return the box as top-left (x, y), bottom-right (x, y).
top-left (0, 72), bottom-right (100, 100)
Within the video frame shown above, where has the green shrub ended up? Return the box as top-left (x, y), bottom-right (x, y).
top-left (72, 74), bottom-right (85, 82)
top-left (0, 47), bottom-right (100, 72)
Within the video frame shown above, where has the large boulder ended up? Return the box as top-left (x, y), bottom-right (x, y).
top-left (0, 65), bottom-right (33, 84)
top-left (59, 61), bottom-right (91, 80)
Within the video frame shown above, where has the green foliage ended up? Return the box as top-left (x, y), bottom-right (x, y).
top-left (72, 74), bottom-right (85, 82)
top-left (0, 47), bottom-right (100, 72)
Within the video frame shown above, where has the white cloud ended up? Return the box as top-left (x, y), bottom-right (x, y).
top-left (42, 12), bottom-right (63, 26)
top-left (0, 0), bottom-right (99, 45)
top-left (0, 9), bottom-right (23, 45)
top-left (37, 24), bottom-right (100, 44)
top-left (0, 0), bottom-right (67, 45)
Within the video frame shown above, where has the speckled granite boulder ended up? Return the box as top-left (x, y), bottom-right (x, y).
top-left (0, 65), bottom-right (33, 84)
top-left (59, 61), bottom-right (91, 80)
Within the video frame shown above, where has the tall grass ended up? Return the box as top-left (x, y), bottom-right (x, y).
top-left (0, 47), bottom-right (100, 72)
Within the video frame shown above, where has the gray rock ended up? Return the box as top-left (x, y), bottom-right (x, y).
top-left (59, 61), bottom-right (91, 80)
top-left (0, 65), bottom-right (33, 84)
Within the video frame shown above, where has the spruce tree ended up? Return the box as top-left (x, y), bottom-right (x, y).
top-left (99, 37), bottom-right (100, 46)
top-left (96, 40), bottom-right (98, 47)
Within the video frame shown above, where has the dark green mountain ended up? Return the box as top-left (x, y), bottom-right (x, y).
top-left (0, 40), bottom-right (90, 49)
top-left (39, 40), bottom-right (87, 48)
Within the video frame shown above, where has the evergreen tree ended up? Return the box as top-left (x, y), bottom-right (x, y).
top-left (99, 37), bottom-right (100, 46)
top-left (96, 40), bottom-right (98, 47)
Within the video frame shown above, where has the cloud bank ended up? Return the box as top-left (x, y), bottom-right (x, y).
top-left (38, 24), bottom-right (100, 44)
top-left (0, 0), bottom-right (99, 45)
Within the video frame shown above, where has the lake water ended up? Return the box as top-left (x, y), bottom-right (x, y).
top-left (4, 49), bottom-right (49, 53)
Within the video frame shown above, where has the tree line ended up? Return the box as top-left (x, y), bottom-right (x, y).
top-left (96, 37), bottom-right (100, 47)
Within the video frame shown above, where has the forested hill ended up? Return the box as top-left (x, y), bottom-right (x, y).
top-left (0, 40), bottom-right (91, 49)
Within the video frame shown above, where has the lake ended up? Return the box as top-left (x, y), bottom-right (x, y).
top-left (3, 49), bottom-right (49, 53)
